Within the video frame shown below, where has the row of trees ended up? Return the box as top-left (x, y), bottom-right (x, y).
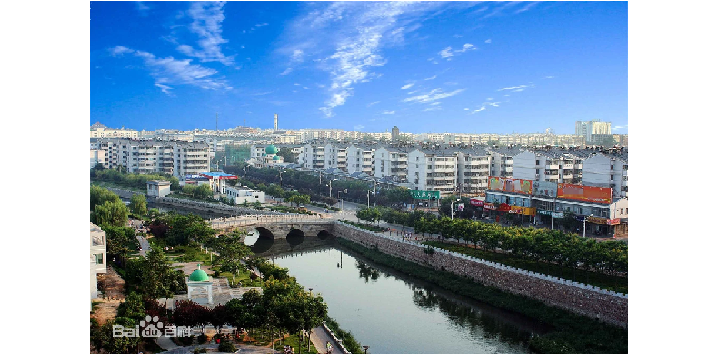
top-left (356, 207), bottom-right (628, 277)
top-left (147, 211), bottom-right (216, 247)
top-left (91, 165), bottom-right (180, 191)
top-left (225, 166), bottom-right (414, 207)
top-left (181, 184), bottom-right (214, 200)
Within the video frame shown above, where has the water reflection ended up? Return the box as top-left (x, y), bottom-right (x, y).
top-left (273, 246), bottom-right (548, 354)
top-left (356, 261), bottom-right (380, 282)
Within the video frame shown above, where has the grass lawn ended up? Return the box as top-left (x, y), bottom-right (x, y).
top-left (272, 333), bottom-right (318, 354)
top-left (423, 240), bottom-right (627, 294)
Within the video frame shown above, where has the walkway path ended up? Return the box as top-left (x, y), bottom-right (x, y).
top-left (310, 326), bottom-right (344, 354)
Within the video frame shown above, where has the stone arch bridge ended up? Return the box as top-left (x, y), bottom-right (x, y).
top-left (208, 215), bottom-right (336, 240)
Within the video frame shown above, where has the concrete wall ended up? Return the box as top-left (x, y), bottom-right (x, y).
top-left (333, 222), bottom-right (628, 328)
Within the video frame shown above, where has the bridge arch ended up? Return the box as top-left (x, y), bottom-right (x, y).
top-left (286, 229), bottom-right (305, 247)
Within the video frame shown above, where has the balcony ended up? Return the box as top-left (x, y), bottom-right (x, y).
top-left (545, 164), bottom-right (559, 170)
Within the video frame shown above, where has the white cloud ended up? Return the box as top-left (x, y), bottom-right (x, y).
top-left (497, 83), bottom-right (534, 91)
top-left (401, 83), bottom-right (415, 90)
top-left (471, 106), bottom-right (486, 114)
top-left (424, 106), bottom-right (442, 112)
top-left (110, 46), bottom-right (231, 94)
top-left (136, 2), bottom-right (150, 16)
top-left (430, 102), bottom-right (441, 106)
top-left (544, 75), bottom-right (554, 79)
top-left (613, 124), bottom-right (628, 130)
top-left (282, 2), bottom-right (448, 117)
top-left (439, 47), bottom-right (453, 59)
top-left (424, 75), bottom-right (437, 80)
top-left (176, 2), bottom-right (235, 66)
top-left (292, 49), bottom-right (304, 62)
top-left (485, 39), bottom-right (492, 44)
top-left (515, 2), bottom-right (540, 14)
top-left (294, 83), bottom-right (301, 86)
top-left (463, 108), bottom-right (469, 110)
top-left (354, 125), bottom-right (365, 131)
top-left (279, 68), bottom-right (293, 76)
top-left (403, 88), bottom-right (465, 104)
top-left (438, 43), bottom-right (476, 61)
top-left (382, 110), bottom-right (395, 115)
top-left (367, 101), bottom-right (380, 107)
top-left (109, 46), bottom-right (134, 56)
top-left (255, 22), bottom-right (269, 27)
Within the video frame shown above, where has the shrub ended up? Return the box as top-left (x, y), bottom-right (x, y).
top-left (218, 339), bottom-right (237, 353)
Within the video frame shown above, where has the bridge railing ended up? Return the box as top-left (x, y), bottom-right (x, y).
top-left (207, 214), bottom-right (334, 229)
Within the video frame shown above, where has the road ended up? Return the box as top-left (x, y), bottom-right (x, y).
top-left (310, 326), bottom-right (344, 354)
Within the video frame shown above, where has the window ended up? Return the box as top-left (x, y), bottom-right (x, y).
top-left (536, 160), bottom-right (540, 165)
top-left (95, 254), bottom-right (104, 265)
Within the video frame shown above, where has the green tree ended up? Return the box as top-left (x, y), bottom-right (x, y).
top-left (92, 200), bottom-right (130, 227)
top-left (117, 291), bottom-right (146, 324)
top-left (277, 147), bottom-right (298, 164)
top-left (138, 245), bottom-right (186, 299)
top-left (102, 225), bottom-right (137, 263)
top-left (130, 194), bottom-right (148, 217)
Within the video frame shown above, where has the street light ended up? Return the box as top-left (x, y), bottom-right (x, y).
top-left (451, 198), bottom-right (461, 220)
top-left (363, 345), bottom-right (370, 354)
top-left (326, 179), bottom-right (338, 198)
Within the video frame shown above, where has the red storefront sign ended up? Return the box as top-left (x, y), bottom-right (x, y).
top-left (608, 218), bottom-right (621, 225)
top-left (498, 203), bottom-right (511, 212)
top-left (469, 198), bottom-right (484, 207)
top-left (483, 202), bottom-right (496, 210)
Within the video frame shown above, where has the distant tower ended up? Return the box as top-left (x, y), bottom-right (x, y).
top-left (274, 114), bottom-right (278, 131)
top-left (391, 126), bottom-right (400, 141)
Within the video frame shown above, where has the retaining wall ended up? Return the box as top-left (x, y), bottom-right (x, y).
top-left (333, 222), bottom-right (628, 328)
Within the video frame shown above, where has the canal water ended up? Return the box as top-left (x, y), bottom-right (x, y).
top-left (268, 243), bottom-right (550, 354)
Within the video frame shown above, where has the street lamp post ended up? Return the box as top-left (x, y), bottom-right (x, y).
top-left (451, 198), bottom-right (460, 220)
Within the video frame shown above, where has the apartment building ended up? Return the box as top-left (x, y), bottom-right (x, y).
top-left (374, 146), bottom-right (409, 183)
top-left (90, 122), bottom-right (139, 139)
top-left (456, 148), bottom-right (492, 195)
top-left (581, 152), bottom-right (628, 197)
top-left (96, 138), bottom-right (210, 177)
top-left (346, 144), bottom-right (375, 176)
top-left (488, 147), bottom-right (520, 178)
top-left (408, 148), bottom-right (459, 196)
top-left (301, 142), bottom-right (326, 170)
top-left (90, 223), bottom-right (107, 300)
top-left (324, 143), bottom-right (347, 172)
top-left (90, 149), bottom-right (106, 169)
top-left (512, 150), bottom-right (584, 184)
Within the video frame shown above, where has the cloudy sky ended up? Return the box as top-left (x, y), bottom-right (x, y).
top-left (90, 1), bottom-right (628, 134)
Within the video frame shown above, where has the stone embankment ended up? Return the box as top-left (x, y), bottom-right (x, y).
top-left (334, 222), bottom-right (628, 328)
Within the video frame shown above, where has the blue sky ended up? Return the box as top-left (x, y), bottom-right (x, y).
top-left (90, 1), bottom-right (628, 134)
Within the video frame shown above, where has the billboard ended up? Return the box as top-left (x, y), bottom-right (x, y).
top-left (533, 181), bottom-right (558, 198)
top-left (411, 190), bottom-right (441, 199)
top-left (488, 177), bottom-right (533, 195)
top-left (557, 183), bottom-right (612, 204)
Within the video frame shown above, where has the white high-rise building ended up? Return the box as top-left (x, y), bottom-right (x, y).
top-left (575, 120), bottom-right (612, 144)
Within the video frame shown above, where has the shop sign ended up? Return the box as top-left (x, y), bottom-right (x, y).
top-left (587, 216), bottom-right (608, 225)
top-left (498, 203), bottom-right (511, 212)
top-left (484, 202), bottom-right (496, 210)
top-left (608, 218), bottom-right (621, 225)
top-left (469, 198), bottom-right (484, 207)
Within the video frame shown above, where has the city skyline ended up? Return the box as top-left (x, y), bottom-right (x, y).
top-left (91, 1), bottom-right (628, 134)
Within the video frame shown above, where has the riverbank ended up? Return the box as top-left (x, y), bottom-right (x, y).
top-left (335, 237), bottom-right (628, 354)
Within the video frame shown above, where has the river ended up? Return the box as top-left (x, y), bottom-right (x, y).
top-left (265, 242), bottom-right (550, 354)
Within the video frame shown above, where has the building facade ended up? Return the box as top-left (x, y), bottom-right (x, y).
top-left (96, 138), bottom-right (210, 177)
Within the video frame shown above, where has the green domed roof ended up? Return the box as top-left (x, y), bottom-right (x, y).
top-left (273, 155), bottom-right (280, 160)
top-left (189, 264), bottom-right (209, 282)
top-left (265, 145), bottom-right (277, 154)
